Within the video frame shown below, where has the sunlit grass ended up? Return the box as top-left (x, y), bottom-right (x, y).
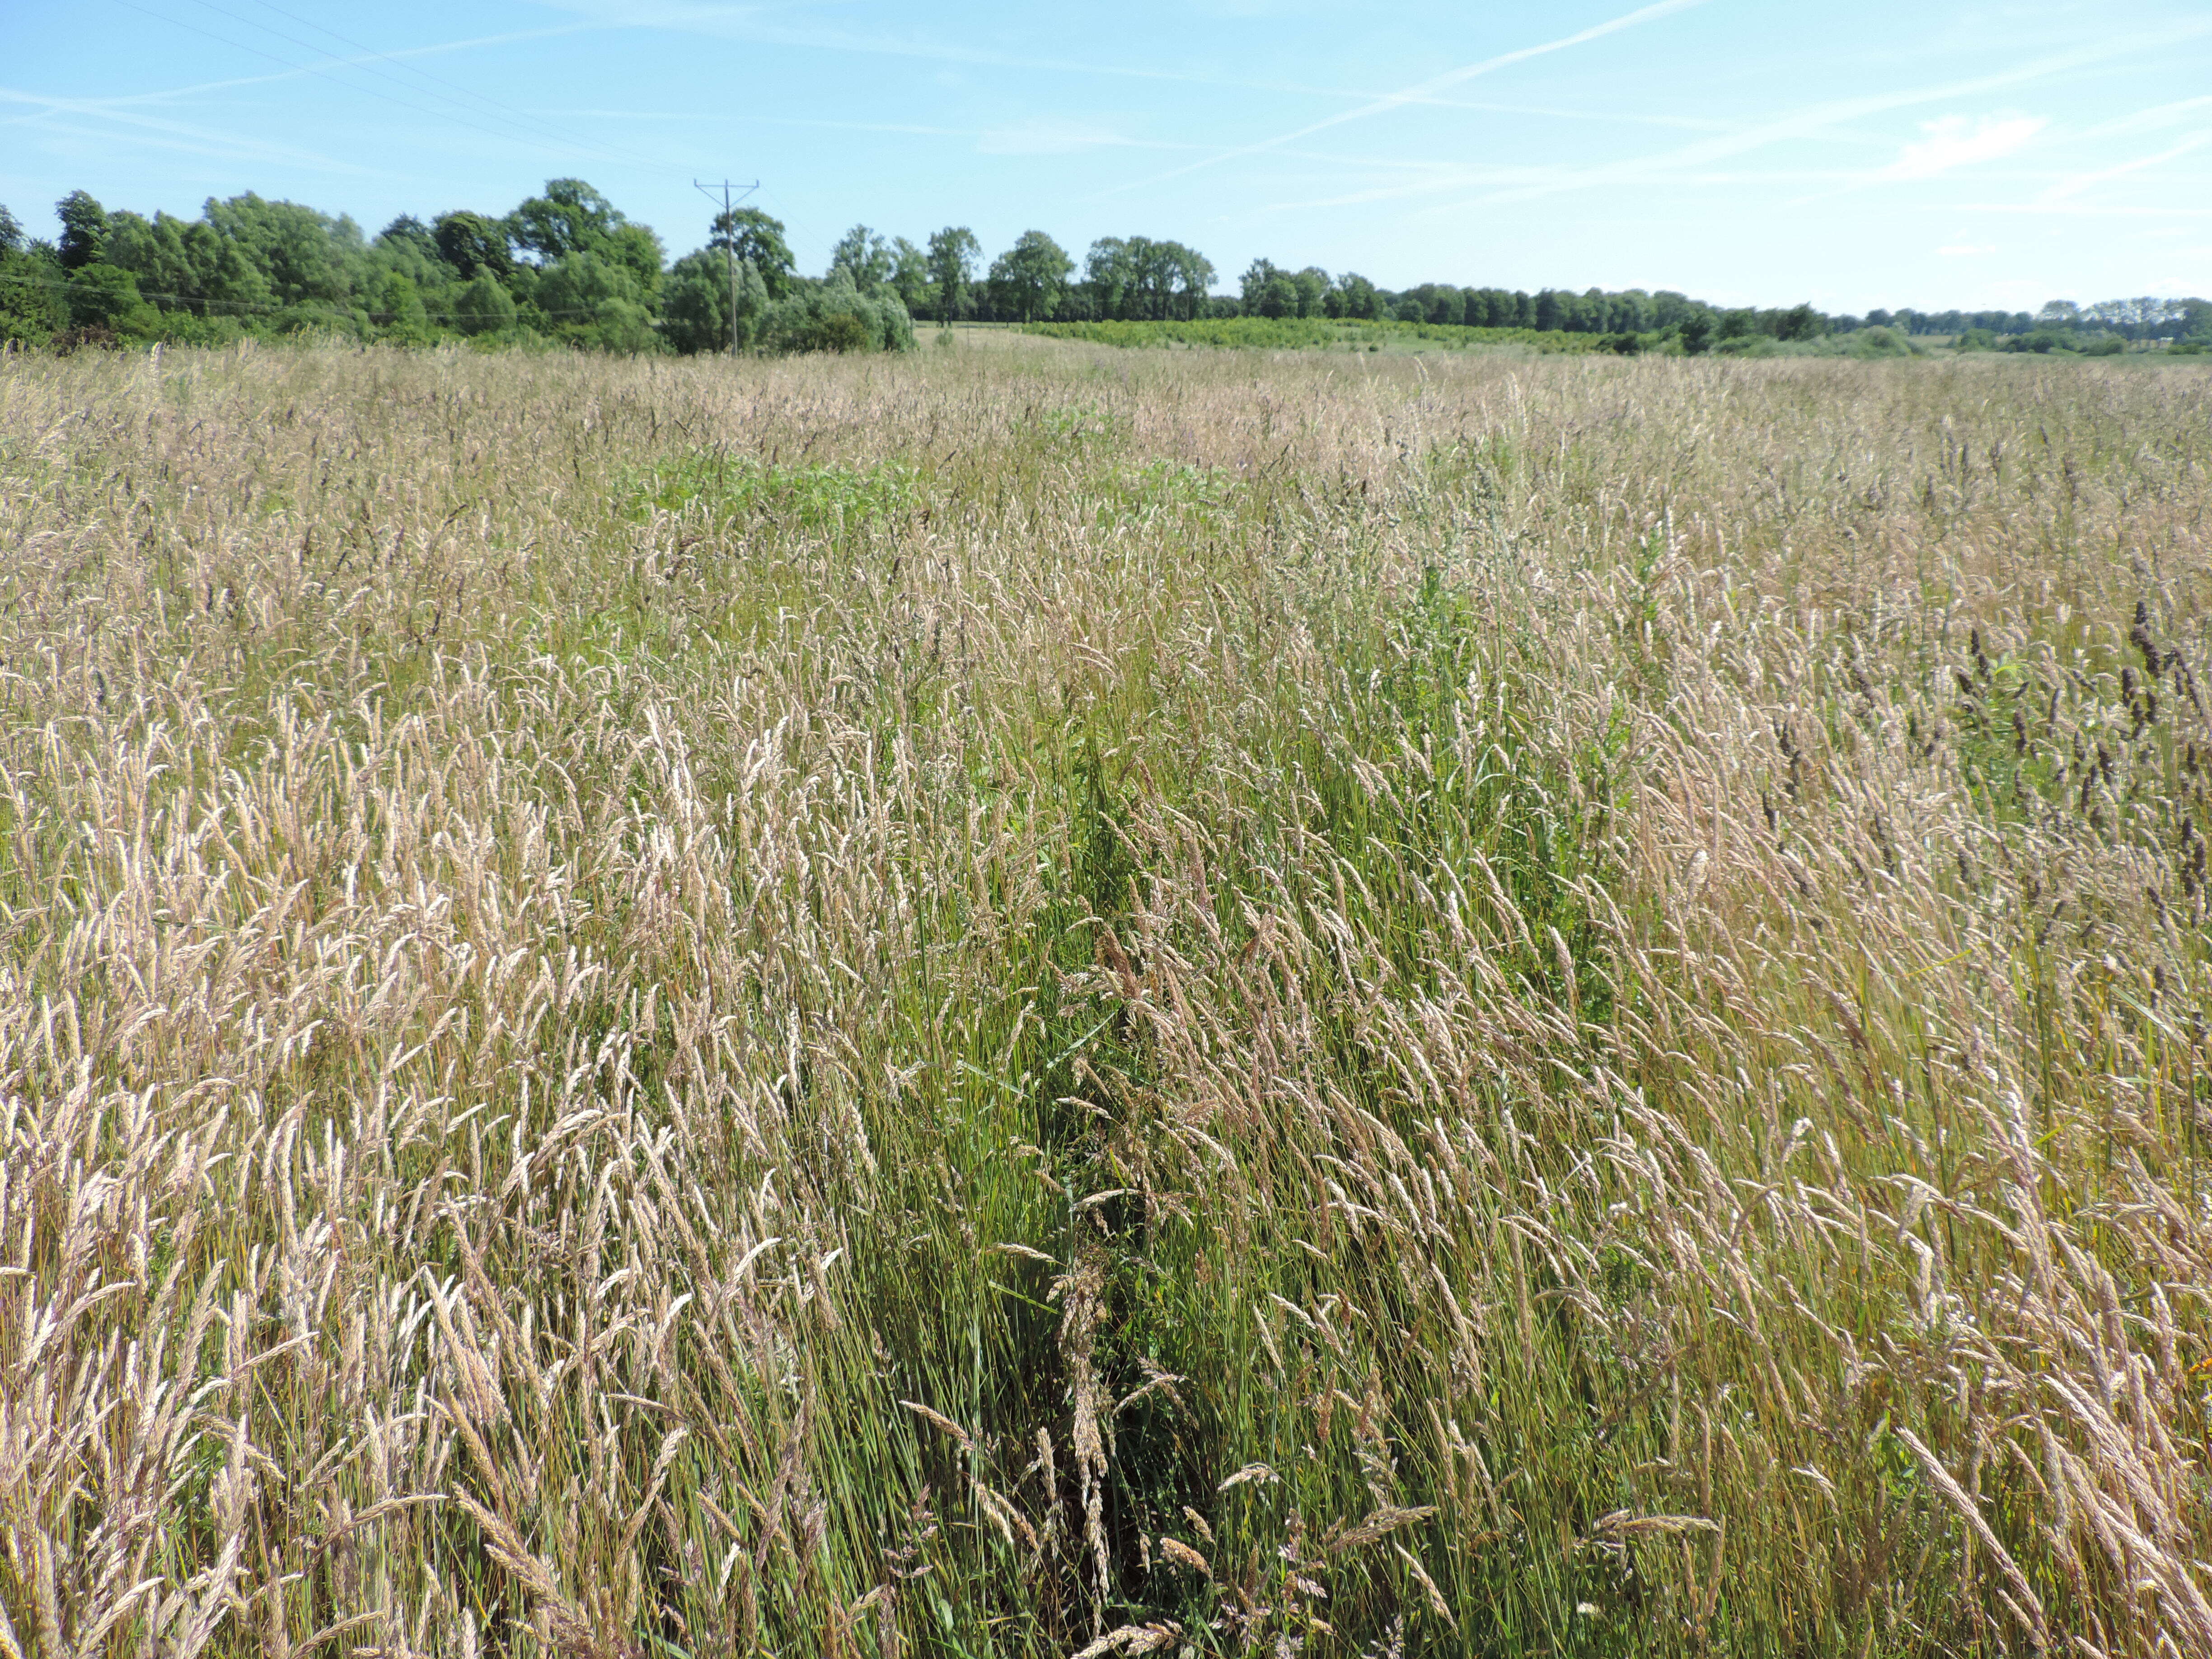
top-left (2, 339), bottom-right (2210, 1657)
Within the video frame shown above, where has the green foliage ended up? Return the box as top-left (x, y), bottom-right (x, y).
top-left (506, 177), bottom-right (622, 263)
top-left (530, 250), bottom-right (660, 353)
top-left (1335, 272), bottom-right (1383, 319)
top-left (15, 173), bottom-right (2203, 365)
top-left (63, 264), bottom-right (158, 336)
top-left (450, 272), bottom-right (518, 337)
top-left (989, 230), bottom-right (1076, 323)
top-left (0, 246), bottom-right (67, 347)
top-left (1848, 324), bottom-right (1916, 357)
top-left (616, 451), bottom-right (923, 530)
top-left (432, 210), bottom-right (513, 282)
top-left (927, 225), bottom-right (981, 323)
top-left (829, 224), bottom-right (895, 291)
top-left (755, 274), bottom-right (915, 354)
top-left (55, 190), bottom-right (107, 271)
top-left (1773, 300), bottom-right (1824, 341)
top-left (889, 235), bottom-right (930, 315)
top-left (103, 208), bottom-right (273, 322)
top-left (1083, 234), bottom-right (1215, 320)
top-left (201, 192), bottom-right (362, 312)
top-left (710, 206), bottom-right (796, 297)
top-left (661, 249), bottom-right (769, 354)
top-left (1242, 260), bottom-right (1301, 319)
top-left (365, 270), bottom-right (432, 343)
top-left (1026, 316), bottom-right (1602, 353)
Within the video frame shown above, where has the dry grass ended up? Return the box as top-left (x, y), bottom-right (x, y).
top-left (1, 337), bottom-right (2209, 1657)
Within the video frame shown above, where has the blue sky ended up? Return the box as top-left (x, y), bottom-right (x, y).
top-left (5, 0), bottom-right (2209, 312)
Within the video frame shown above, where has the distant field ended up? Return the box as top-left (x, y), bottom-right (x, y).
top-left (4, 341), bottom-right (2211, 1658)
top-left (1023, 315), bottom-right (1603, 352)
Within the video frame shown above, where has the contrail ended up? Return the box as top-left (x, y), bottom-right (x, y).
top-left (1095, 0), bottom-right (1715, 197)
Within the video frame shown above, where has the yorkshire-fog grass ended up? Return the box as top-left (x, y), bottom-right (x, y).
top-left (2, 339), bottom-right (2210, 1657)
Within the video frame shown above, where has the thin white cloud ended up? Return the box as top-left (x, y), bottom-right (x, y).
top-left (1098, 0), bottom-right (1714, 197)
top-left (538, 0), bottom-right (1736, 139)
top-left (7, 116), bottom-right (378, 174)
top-left (2041, 132), bottom-right (2211, 201)
top-left (2081, 94), bottom-right (2212, 139)
top-left (1264, 21), bottom-right (2212, 220)
top-left (13, 25), bottom-right (599, 113)
top-left (976, 121), bottom-right (1186, 157)
top-left (0, 87), bottom-right (368, 172)
top-left (1884, 114), bottom-right (2046, 180)
top-left (557, 104), bottom-right (1565, 179)
top-left (1963, 202), bottom-right (2212, 217)
top-left (1264, 166), bottom-right (1870, 214)
top-left (1938, 242), bottom-right (1999, 256)
top-left (1, 18), bottom-right (670, 177)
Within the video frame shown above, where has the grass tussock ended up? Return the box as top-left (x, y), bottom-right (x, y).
top-left (2, 339), bottom-right (2211, 1657)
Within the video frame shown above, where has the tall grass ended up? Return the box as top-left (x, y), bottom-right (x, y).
top-left (1, 339), bottom-right (2209, 1657)
top-left (1023, 316), bottom-right (1597, 352)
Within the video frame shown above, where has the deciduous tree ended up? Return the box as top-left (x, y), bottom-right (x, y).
top-left (990, 231), bottom-right (1073, 323)
top-left (711, 208), bottom-right (795, 297)
top-left (926, 226), bottom-right (980, 323)
top-left (56, 191), bottom-right (108, 271)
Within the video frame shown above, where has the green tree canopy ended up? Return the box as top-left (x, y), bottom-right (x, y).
top-left (450, 271), bottom-right (518, 337)
top-left (1239, 258), bottom-right (1282, 314)
top-left (756, 272), bottom-right (914, 354)
top-left (64, 264), bottom-right (157, 336)
top-left (1293, 267), bottom-right (1331, 319)
top-left (532, 250), bottom-right (657, 352)
top-left (201, 193), bottom-right (361, 310)
top-left (829, 225), bottom-right (895, 291)
top-left (1774, 301), bottom-right (1823, 341)
top-left (661, 248), bottom-right (768, 354)
top-left (889, 237), bottom-right (930, 316)
top-left (989, 231), bottom-right (1073, 323)
top-left (434, 211), bottom-right (514, 282)
top-left (1335, 273), bottom-right (1382, 320)
top-left (56, 191), bottom-right (108, 271)
top-left (366, 270), bottom-right (432, 343)
top-left (378, 216), bottom-right (439, 259)
top-left (508, 178), bottom-right (621, 263)
top-left (1085, 236), bottom-right (1209, 320)
top-left (710, 208), bottom-right (795, 298)
top-left (927, 226), bottom-right (980, 323)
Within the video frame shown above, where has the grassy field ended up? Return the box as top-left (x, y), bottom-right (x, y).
top-left (2, 338), bottom-right (2210, 1658)
top-left (1021, 317), bottom-right (1601, 353)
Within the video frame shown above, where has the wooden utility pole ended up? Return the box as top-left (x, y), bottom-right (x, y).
top-left (694, 178), bottom-right (759, 354)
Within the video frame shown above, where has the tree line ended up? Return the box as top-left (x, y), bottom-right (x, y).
top-left (2, 182), bottom-right (2206, 356)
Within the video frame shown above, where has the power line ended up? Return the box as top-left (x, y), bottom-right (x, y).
top-left (104, 0), bottom-right (696, 183)
top-left (104, 0), bottom-right (578, 161)
top-left (0, 265), bottom-right (623, 324)
top-left (220, 0), bottom-right (687, 180)
top-left (694, 178), bottom-right (758, 353)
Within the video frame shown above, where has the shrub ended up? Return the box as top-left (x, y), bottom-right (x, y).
top-left (450, 272), bottom-right (517, 337)
top-left (0, 250), bottom-right (67, 347)
top-left (62, 263), bottom-right (158, 337)
top-left (755, 275), bottom-right (914, 355)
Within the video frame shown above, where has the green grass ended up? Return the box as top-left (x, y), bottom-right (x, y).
top-left (1024, 316), bottom-right (1603, 352)
top-left (3, 342), bottom-right (2211, 1659)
